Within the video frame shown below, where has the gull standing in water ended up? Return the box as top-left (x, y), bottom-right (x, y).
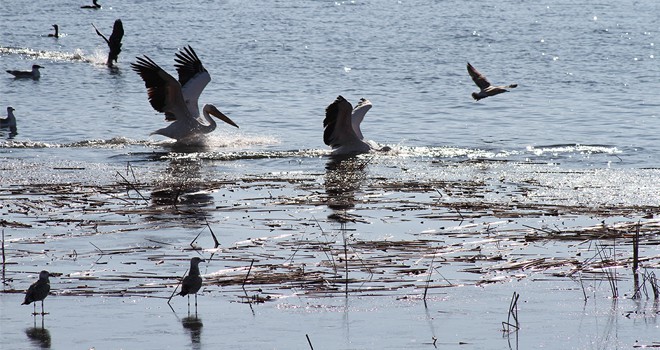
top-left (81, 0), bottom-right (101, 9)
top-left (22, 271), bottom-right (51, 315)
top-left (178, 257), bottom-right (205, 313)
top-left (324, 95), bottom-right (384, 155)
top-left (467, 62), bottom-right (517, 101)
top-left (131, 45), bottom-right (239, 143)
top-left (47, 24), bottom-right (59, 38)
top-left (6, 65), bottom-right (43, 79)
top-left (92, 19), bottom-right (123, 67)
top-left (1, 106), bottom-right (18, 136)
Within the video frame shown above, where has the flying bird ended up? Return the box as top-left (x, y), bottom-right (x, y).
top-left (178, 257), bottom-right (205, 313)
top-left (131, 45), bottom-right (239, 142)
top-left (1, 106), bottom-right (18, 136)
top-left (6, 64), bottom-right (43, 79)
top-left (93, 19), bottom-right (123, 67)
top-left (467, 62), bottom-right (517, 101)
top-left (47, 24), bottom-right (59, 38)
top-left (22, 270), bottom-right (51, 315)
top-left (323, 96), bottom-right (376, 155)
top-left (81, 0), bottom-right (101, 9)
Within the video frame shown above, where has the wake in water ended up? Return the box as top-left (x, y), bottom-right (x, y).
top-left (0, 46), bottom-right (90, 63)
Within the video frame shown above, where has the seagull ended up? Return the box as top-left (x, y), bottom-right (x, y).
top-left (323, 95), bottom-right (378, 155)
top-left (47, 24), bottom-right (59, 38)
top-left (131, 45), bottom-right (239, 143)
top-left (93, 19), bottom-right (123, 67)
top-left (1, 106), bottom-right (18, 135)
top-left (22, 271), bottom-right (51, 315)
top-left (467, 62), bottom-right (517, 101)
top-left (178, 257), bottom-right (205, 313)
top-left (81, 0), bottom-right (101, 9)
top-left (6, 65), bottom-right (43, 79)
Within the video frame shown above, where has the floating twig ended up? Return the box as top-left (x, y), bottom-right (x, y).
top-left (306, 334), bottom-right (314, 350)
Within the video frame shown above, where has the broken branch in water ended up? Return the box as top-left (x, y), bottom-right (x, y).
top-left (502, 291), bottom-right (520, 333)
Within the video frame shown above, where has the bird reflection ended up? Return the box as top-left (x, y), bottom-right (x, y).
top-left (324, 156), bottom-right (368, 222)
top-left (25, 318), bottom-right (51, 349)
top-left (181, 315), bottom-right (203, 349)
top-left (151, 157), bottom-right (214, 216)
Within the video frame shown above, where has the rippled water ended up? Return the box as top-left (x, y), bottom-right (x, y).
top-left (1, 0), bottom-right (657, 169)
top-left (1, 1), bottom-right (659, 349)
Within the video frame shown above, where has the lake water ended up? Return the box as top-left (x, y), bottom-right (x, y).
top-left (1, 0), bottom-right (659, 349)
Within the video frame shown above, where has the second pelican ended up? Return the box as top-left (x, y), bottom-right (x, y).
top-left (323, 95), bottom-right (376, 155)
top-left (131, 46), bottom-right (238, 143)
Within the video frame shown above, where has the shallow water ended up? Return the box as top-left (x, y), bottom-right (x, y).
top-left (1, 0), bottom-right (659, 349)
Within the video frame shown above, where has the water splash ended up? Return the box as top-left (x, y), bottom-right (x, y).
top-left (0, 46), bottom-right (91, 63)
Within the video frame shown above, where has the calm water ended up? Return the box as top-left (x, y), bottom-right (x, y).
top-left (1, 1), bottom-right (659, 349)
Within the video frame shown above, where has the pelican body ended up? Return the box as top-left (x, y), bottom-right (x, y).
top-left (7, 65), bottom-right (43, 79)
top-left (93, 19), bottom-right (123, 67)
top-left (324, 96), bottom-right (374, 155)
top-left (1, 106), bottom-right (18, 135)
top-left (131, 46), bottom-right (238, 143)
top-left (22, 270), bottom-right (51, 315)
top-left (467, 62), bottom-right (517, 101)
top-left (48, 24), bottom-right (59, 38)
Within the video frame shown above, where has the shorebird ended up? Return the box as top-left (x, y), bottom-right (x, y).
top-left (179, 257), bottom-right (205, 312)
top-left (324, 95), bottom-right (380, 155)
top-left (1, 106), bottom-right (18, 135)
top-left (6, 65), bottom-right (43, 79)
top-left (47, 24), bottom-right (59, 38)
top-left (22, 271), bottom-right (51, 315)
top-left (467, 62), bottom-right (517, 101)
top-left (92, 19), bottom-right (123, 67)
top-left (131, 46), bottom-right (239, 143)
top-left (81, 0), bottom-right (101, 9)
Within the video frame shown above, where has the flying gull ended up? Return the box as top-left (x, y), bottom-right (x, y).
top-left (467, 62), bottom-right (517, 101)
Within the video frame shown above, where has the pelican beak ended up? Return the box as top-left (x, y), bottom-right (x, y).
top-left (208, 106), bottom-right (239, 128)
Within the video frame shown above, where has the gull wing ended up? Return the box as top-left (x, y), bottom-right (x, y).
top-left (131, 56), bottom-right (189, 122)
top-left (323, 96), bottom-right (360, 148)
top-left (174, 46), bottom-right (210, 118)
top-left (467, 62), bottom-right (491, 89)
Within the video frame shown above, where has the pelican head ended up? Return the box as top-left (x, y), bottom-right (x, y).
top-left (203, 104), bottom-right (238, 129)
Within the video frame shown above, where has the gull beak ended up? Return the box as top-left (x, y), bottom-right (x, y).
top-left (208, 105), bottom-right (239, 128)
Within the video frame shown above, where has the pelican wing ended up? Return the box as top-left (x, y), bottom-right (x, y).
top-left (467, 62), bottom-right (491, 89)
top-left (174, 46), bottom-right (210, 119)
top-left (323, 96), bottom-right (359, 148)
top-left (131, 56), bottom-right (189, 122)
top-left (351, 98), bottom-right (372, 140)
top-left (108, 19), bottom-right (124, 63)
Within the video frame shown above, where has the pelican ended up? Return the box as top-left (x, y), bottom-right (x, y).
top-left (179, 257), bottom-right (204, 313)
top-left (47, 24), bottom-right (59, 38)
top-left (131, 45), bottom-right (238, 142)
top-left (467, 62), bottom-right (517, 101)
top-left (1, 106), bottom-right (17, 135)
top-left (6, 64), bottom-right (43, 79)
top-left (81, 0), bottom-right (101, 9)
top-left (22, 271), bottom-right (51, 315)
top-left (93, 19), bottom-right (123, 67)
top-left (324, 96), bottom-right (377, 155)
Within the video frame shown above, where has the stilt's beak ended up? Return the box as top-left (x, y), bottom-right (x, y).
top-left (208, 105), bottom-right (239, 128)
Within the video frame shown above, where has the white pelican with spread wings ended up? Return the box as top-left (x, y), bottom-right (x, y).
top-left (131, 46), bottom-right (238, 142)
